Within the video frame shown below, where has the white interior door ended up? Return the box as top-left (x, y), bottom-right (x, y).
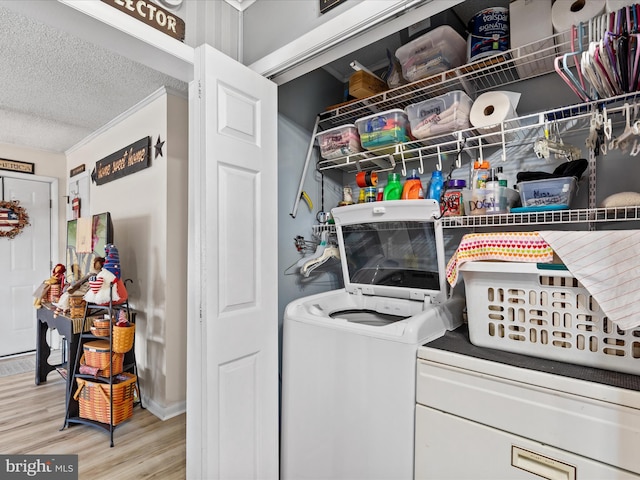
top-left (187, 44), bottom-right (279, 480)
top-left (0, 176), bottom-right (51, 356)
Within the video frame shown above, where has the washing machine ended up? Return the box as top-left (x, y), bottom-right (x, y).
top-left (281, 200), bottom-right (465, 480)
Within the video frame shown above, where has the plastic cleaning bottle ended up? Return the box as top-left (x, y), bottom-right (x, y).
top-left (485, 168), bottom-right (504, 214)
top-left (401, 169), bottom-right (424, 200)
top-left (470, 160), bottom-right (490, 189)
top-left (426, 170), bottom-right (444, 203)
top-left (496, 166), bottom-right (509, 211)
top-left (383, 173), bottom-right (403, 200)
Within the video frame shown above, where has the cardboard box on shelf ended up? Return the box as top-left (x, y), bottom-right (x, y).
top-left (348, 71), bottom-right (387, 99)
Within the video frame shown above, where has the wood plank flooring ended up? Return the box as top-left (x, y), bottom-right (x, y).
top-left (0, 372), bottom-right (186, 479)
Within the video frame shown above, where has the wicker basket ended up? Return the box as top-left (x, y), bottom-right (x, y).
top-left (46, 284), bottom-right (61, 303)
top-left (92, 318), bottom-right (111, 329)
top-left (90, 326), bottom-right (110, 337)
top-left (74, 373), bottom-right (138, 426)
top-left (112, 324), bottom-right (135, 353)
top-left (83, 340), bottom-right (116, 369)
top-left (69, 296), bottom-right (87, 319)
top-left (80, 351), bottom-right (124, 377)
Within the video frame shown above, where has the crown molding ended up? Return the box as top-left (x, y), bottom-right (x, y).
top-left (223, 0), bottom-right (257, 12)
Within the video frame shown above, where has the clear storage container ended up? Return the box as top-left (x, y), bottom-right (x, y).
top-left (354, 109), bottom-right (411, 151)
top-left (405, 91), bottom-right (473, 140)
top-left (316, 124), bottom-right (363, 160)
top-left (517, 176), bottom-right (577, 208)
top-left (395, 25), bottom-right (467, 82)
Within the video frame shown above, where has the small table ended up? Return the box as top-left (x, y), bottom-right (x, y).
top-left (35, 305), bottom-right (86, 417)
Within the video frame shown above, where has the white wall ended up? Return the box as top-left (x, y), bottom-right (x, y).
top-left (65, 89), bottom-right (188, 419)
top-left (243, 0), bottom-right (365, 65)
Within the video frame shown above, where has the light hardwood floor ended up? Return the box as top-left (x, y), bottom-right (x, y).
top-left (0, 371), bottom-right (186, 479)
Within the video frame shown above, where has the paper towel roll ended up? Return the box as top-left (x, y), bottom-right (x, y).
top-left (551, 0), bottom-right (606, 33)
top-left (470, 91), bottom-right (521, 143)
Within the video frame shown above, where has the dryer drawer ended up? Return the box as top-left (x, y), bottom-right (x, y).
top-left (415, 405), bottom-right (639, 479)
top-left (416, 359), bottom-right (640, 474)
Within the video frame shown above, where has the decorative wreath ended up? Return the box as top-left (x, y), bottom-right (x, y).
top-left (0, 200), bottom-right (30, 239)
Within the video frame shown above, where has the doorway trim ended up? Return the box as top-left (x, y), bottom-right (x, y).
top-left (0, 170), bottom-right (59, 267)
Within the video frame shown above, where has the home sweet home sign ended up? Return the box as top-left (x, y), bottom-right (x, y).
top-left (94, 137), bottom-right (151, 185)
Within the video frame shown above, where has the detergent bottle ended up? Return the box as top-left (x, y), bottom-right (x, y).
top-left (383, 173), bottom-right (403, 200)
top-left (401, 169), bottom-right (424, 200)
top-left (470, 160), bottom-right (490, 189)
top-left (426, 169), bottom-right (444, 203)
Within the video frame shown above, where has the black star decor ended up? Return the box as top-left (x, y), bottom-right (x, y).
top-left (154, 136), bottom-right (166, 159)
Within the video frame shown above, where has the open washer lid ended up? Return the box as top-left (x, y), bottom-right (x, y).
top-left (331, 199), bottom-right (448, 304)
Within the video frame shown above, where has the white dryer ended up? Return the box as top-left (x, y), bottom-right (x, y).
top-left (281, 200), bottom-right (464, 480)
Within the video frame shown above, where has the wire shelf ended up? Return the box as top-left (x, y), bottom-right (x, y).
top-left (313, 25), bottom-right (640, 174)
top-left (440, 206), bottom-right (640, 228)
top-left (317, 31), bottom-right (572, 131)
top-left (317, 91), bottom-right (640, 173)
top-left (312, 206), bottom-right (640, 234)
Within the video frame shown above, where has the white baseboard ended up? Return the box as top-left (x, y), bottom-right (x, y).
top-left (142, 396), bottom-right (186, 421)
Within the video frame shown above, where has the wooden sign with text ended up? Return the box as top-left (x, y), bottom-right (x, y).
top-left (94, 137), bottom-right (151, 185)
top-left (70, 164), bottom-right (86, 177)
top-left (0, 158), bottom-right (34, 174)
top-left (100, 0), bottom-right (185, 41)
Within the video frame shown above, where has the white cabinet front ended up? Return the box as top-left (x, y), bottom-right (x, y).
top-left (415, 405), bottom-right (639, 480)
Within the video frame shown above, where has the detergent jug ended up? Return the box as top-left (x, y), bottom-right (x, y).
top-left (401, 169), bottom-right (424, 200)
top-left (383, 173), bottom-right (403, 200)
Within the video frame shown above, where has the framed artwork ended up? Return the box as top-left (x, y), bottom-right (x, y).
top-left (66, 212), bottom-right (113, 282)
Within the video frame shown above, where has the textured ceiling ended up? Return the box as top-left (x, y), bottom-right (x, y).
top-left (0, 5), bottom-right (188, 154)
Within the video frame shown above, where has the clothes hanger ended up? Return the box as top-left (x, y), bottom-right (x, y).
top-left (301, 245), bottom-right (340, 277)
top-left (562, 24), bottom-right (591, 100)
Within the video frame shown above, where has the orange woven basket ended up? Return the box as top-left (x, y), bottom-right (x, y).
top-left (80, 352), bottom-right (124, 377)
top-left (69, 296), bottom-right (86, 319)
top-left (83, 340), bottom-right (115, 369)
top-left (92, 318), bottom-right (111, 329)
top-left (46, 284), bottom-right (61, 303)
top-left (112, 324), bottom-right (135, 353)
top-left (90, 326), bottom-right (110, 337)
top-left (74, 373), bottom-right (138, 426)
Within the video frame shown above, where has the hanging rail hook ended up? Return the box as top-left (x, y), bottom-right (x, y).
top-left (603, 106), bottom-right (612, 140)
top-left (399, 144), bottom-right (407, 177)
top-left (455, 134), bottom-right (467, 169)
top-left (436, 146), bottom-right (443, 171)
top-left (417, 149), bottom-right (425, 175)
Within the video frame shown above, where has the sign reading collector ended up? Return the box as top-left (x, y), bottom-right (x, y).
top-left (94, 137), bottom-right (151, 185)
top-left (101, 0), bottom-right (185, 41)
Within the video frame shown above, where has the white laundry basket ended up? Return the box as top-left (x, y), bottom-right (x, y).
top-left (460, 261), bottom-right (640, 375)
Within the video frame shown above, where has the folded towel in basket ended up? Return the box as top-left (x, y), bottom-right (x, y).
top-left (538, 230), bottom-right (640, 330)
top-left (446, 231), bottom-right (555, 286)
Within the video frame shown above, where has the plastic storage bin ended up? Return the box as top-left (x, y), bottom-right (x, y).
top-left (517, 176), bottom-right (577, 208)
top-left (395, 25), bottom-right (467, 82)
top-left (354, 109), bottom-right (411, 152)
top-left (460, 261), bottom-right (640, 375)
top-left (405, 91), bottom-right (473, 140)
top-left (316, 124), bottom-right (364, 160)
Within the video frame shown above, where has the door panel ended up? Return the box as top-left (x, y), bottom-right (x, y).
top-left (187, 44), bottom-right (278, 480)
top-left (0, 177), bottom-right (51, 356)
